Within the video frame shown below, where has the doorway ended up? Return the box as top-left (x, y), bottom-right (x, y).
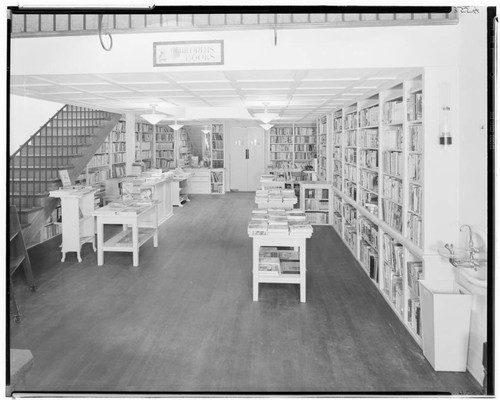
top-left (229, 127), bottom-right (266, 191)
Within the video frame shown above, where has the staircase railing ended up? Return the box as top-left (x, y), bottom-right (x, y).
top-left (10, 104), bottom-right (117, 209)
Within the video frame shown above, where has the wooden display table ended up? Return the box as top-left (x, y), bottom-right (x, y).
top-left (49, 186), bottom-right (97, 262)
top-left (92, 201), bottom-right (158, 267)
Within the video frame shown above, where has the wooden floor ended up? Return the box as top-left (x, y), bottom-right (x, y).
top-left (10, 192), bottom-right (482, 395)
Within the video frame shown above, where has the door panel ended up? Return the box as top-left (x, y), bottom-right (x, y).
top-left (229, 127), bottom-right (248, 191)
top-left (229, 127), bottom-right (266, 191)
top-left (246, 127), bottom-right (266, 191)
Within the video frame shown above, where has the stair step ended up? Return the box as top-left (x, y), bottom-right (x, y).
top-left (11, 164), bottom-right (75, 170)
top-left (29, 138), bottom-right (92, 146)
top-left (10, 255), bottom-right (26, 271)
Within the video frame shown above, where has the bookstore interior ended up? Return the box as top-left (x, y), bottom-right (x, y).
top-left (7, 7), bottom-right (492, 396)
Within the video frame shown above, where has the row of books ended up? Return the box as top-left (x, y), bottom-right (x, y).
top-left (211, 183), bottom-right (224, 193)
top-left (211, 171), bottom-right (223, 183)
top-left (333, 212), bottom-right (343, 232)
top-left (270, 127), bottom-right (293, 136)
top-left (270, 144), bottom-right (293, 152)
top-left (383, 150), bottom-right (403, 177)
top-left (333, 147), bottom-right (342, 159)
top-left (114, 121), bottom-right (126, 132)
top-left (157, 159), bottom-right (174, 169)
top-left (211, 124), bottom-right (224, 134)
top-left (382, 233), bottom-right (405, 274)
top-left (382, 199), bottom-right (403, 232)
top-left (304, 188), bottom-right (329, 200)
top-left (360, 240), bottom-right (379, 282)
top-left (156, 150), bottom-right (174, 159)
top-left (96, 142), bottom-right (110, 154)
top-left (360, 169), bottom-right (378, 192)
top-left (345, 130), bottom-right (357, 147)
top-left (295, 152), bottom-right (317, 160)
top-left (212, 150), bottom-right (224, 160)
top-left (344, 181), bottom-right (357, 200)
top-left (333, 159), bottom-right (342, 175)
top-left (382, 99), bottom-right (403, 124)
top-left (344, 226), bottom-right (358, 253)
top-left (270, 136), bottom-right (293, 144)
top-left (407, 92), bottom-right (423, 122)
top-left (407, 261), bottom-right (423, 297)
top-left (384, 268), bottom-right (404, 316)
top-left (304, 199), bottom-right (329, 211)
top-left (135, 122), bottom-right (153, 133)
top-left (295, 127), bottom-right (316, 136)
top-left (360, 149), bottom-right (378, 170)
top-left (156, 133), bottom-right (175, 142)
top-left (344, 164), bottom-right (357, 181)
top-left (344, 148), bottom-right (357, 164)
top-left (408, 183), bottom-right (422, 215)
top-left (383, 127), bottom-right (403, 150)
top-left (112, 164), bottom-right (126, 178)
top-left (342, 202), bottom-right (357, 226)
top-left (113, 153), bottom-right (125, 164)
top-left (332, 175), bottom-right (342, 190)
top-left (87, 154), bottom-right (109, 168)
top-left (157, 142), bottom-right (174, 150)
top-left (248, 209), bottom-right (312, 236)
top-left (305, 210), bottom-right (329, 224)
top-left (359, 217), bottom-right (379, 248)
top-left (407, 214), bottom-right (423, 247)
top-left (334, 116), bottom-right (343, 132)
top-left (212, 160), bottom-right (224, 169)
top-left (40, 221), bottom-right (62, 241)
top-left (382, 175), bottom-right (403, 204)
top-left (359, 129), bottom-right (379, 148)
top-left (112, 142), bottom-right (126, 152)
top-left (212, 140), bottom-right (224, 150)
top-left (333, 133), bottom-right (342, 146)
top-left (359, 105), bottom-right (380, 127)
top-left (258, 247), bottom-right (300, 275)
top-left (408, 125), bottom-right (423, 152)
top-left (408, 297), bottom-right (422, 336)
top-left (408, 154), bottom-right (422, 183)
top-left (111, 130), bottom-right (126, 142)
top-left (344, 112), bottom-right (358, 130)
top-left (360, 190), bottom-right (378, 210)
top-left (270, 153), bottom-right (293, 161)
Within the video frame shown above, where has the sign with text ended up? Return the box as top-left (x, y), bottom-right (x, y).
top-left (154, 40), bottom-right (224, 67)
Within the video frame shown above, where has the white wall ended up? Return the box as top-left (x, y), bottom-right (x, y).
top-left (9, 95), bottom-right (64, 154)
top-left (456, 8), bottom-right (489, 385)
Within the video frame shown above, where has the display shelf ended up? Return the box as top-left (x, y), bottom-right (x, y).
top-left (317, 115), bottom-right (328, 181)
top-left (269, 127), bottom-right (294, 169)
top-left (177, 128), bottom-right (192, 168)
top-left (135, 122), bottom-right (154, 168)
top-left (155, 125), bottom-right (175, 170)
top-left (210, 169), bottom-right (225, 194)
top-left (300, 182), bottom-right (333, 225)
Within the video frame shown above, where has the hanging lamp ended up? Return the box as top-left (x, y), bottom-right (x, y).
top-left (169, 119), bottom-right (184, 131)
top-left (140, 104), bottom-right (166, 125)
top-left (254, 102), bottom-right (278, 124)
top-left (260, 123), bottom-right (274, 131)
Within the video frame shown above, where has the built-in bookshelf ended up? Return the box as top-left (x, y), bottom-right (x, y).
top-left (210, 169), bottom-right (224, 194)
top-left (155, 125), bottom-right (175, 170)
top-left (269, 126), bottom-right (294, 169)
top-left (300, 183), bottom-right (332, 225)
top-left (326, 73), bottom-right (438, 346)
top-left (177, 128), bottom-right (191, 168)
top-left (111, 120), bottom-right (126, 178)
top-left (135, 122), bottom-right (154, 169)
top-left (294, 126), bottom-right (317, 169)
top-left (211, 124), bottom-right (224, 169)
top-left (317, 115), bottom-right (328, 180)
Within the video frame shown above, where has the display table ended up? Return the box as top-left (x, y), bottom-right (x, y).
top-left (248, 210), bottom-right (313, 303)
top-left (49, 186), bottom-right (97, 262)
top-left (92, 201), bottom-right (158, 267)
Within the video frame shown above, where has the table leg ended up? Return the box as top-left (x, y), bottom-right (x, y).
top-left (97, 220), bottom-right (104, 266)
top-left (253, 241), bottom-right (259, 301)
top-left (132, 223), bottom-right (139, 267)
top-left (300, 243), bottom-right (306, 303)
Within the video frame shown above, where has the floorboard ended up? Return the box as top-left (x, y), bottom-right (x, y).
top-left (9, 192), bottom-right (482, 395)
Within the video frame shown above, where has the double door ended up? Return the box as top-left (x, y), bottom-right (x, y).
top-left (229, 127), bottom-right (265, 192)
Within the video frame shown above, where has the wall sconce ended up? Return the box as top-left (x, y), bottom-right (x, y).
top-left (439, 82), bottom-right (452, 146)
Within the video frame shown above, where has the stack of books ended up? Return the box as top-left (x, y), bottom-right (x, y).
top-left (279, 249), bottom-right (300, 274)
top-left (248, 209), bottom-right (313, 236)
top-left (259, 247), bottom-right (280, 275)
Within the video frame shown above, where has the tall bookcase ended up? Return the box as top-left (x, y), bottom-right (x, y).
top-left (202, 124), bottom-right (225, 194)
top-left (324, 70), bottom-right (457, 347)
top-left (317, 115), bottom-right (329, 181)
top-left (269, 126), bottom-right (294, 169)
top-left (111, 120), bottom-right (126, 178)
top-left (135, 122), bottom-right (154, 168)
top-left (155, 125), bottom-right (175, 170)
top-left (176, 128), bottom-right (191, 168)
top-left (267, 125), bottom-right (317, 170)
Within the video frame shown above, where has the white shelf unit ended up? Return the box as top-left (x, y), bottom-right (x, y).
top-left (326, 70), bottom-right (457, 347)
top-left (49, 188), bottom-right (97, 263)
top-left (155, 125), bottom-right (175, 170)
top-left (111, 120), bottom-right (127, 178)
top-left (300, 182), bottom-right (333, 225)
top-left (176, 128), bottom-right (191, 168)
top-left (317, 115), bottom-right (329, 181)
top-left (268, 125), bottom-right (317, 171)
top-left (135, 122), bottom-right (154, 169)
top-left (269, 126), bottom-right (294, 170)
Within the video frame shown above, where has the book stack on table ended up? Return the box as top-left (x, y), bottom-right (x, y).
top-left (254, 188), bottom-right (298, 210)
top-left (247, 209), bottom-right (312, 236)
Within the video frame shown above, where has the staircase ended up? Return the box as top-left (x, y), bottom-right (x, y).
top-left (10, 105), bottom-right (122, 248)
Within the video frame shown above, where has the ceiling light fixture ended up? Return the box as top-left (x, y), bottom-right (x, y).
top-left (254, 102), bottom-right (279, 124)
top-left (140, 104), bottom-right (166, 125)
top-left (168, 119), bottom-right (184, 131)
top-left (260, 123), bottom-right (274, 131)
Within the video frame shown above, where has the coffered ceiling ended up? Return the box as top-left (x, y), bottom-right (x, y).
top-left (10, 67), bottom-right (422, 126)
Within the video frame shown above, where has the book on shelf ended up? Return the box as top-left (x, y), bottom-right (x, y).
top-left (281, 261), bottom-right (300, 274)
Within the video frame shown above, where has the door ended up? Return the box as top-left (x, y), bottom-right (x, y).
top-left (229, 127), bottom-right (266, 191)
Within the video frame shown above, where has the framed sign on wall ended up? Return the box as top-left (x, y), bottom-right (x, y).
top-left (153, 40), bottom-right (224, 67)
